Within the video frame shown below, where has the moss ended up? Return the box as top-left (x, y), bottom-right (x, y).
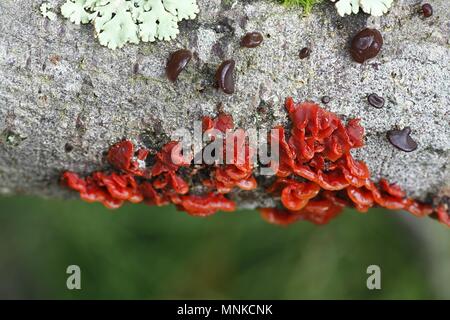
top-left (277, 0), bottom-right (322, 14)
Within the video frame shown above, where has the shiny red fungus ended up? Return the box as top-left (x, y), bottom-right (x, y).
top-left (61, 97), bottom-right (448, 228)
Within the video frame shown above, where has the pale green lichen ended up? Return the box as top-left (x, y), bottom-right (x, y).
top-left (278, 0), bottom-right (394, 16)
top-left (61, 0), bottom-right (199, 50)
top-left (330, 0), bottom-right (394, 17)
top-left (40, 2), bottom-right (57, 21)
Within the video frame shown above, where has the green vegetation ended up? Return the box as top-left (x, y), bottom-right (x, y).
top-left (0, 195), bottom-right (449, 299)
top-left (277, 0), bottom-right (322, 14)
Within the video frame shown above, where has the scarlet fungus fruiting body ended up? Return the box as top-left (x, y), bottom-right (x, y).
top-left (202, 114), bottom-right (257, 193)
top-left (62, 98), bottom-right (449, 228)
top-left (173, 193), bottom-right (236, 217)
top-left (259, 98), bottom-right (445, 226)
top-left (62, 138), bottom-right (236, 216)
top-left (62, 113), bottom-right (253, 217)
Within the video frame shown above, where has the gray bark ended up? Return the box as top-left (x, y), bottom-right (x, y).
top-left (0, 0), bottom-right (449, 208)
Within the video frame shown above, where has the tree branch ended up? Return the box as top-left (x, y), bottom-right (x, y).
top-left (0, 0), bottom-right (448, 209)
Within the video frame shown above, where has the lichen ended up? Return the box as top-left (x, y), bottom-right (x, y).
top-left (60, 0), bottom-right (200, 49)
top-left (330, 0), bottom-right (394, 17)
top-left (277, 0), bottom-right (394, 16)
top-left (40, 2), bottom-right (57, 21)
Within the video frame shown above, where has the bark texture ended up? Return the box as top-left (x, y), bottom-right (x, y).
top-left (0, 0), bottom-right (449, 208)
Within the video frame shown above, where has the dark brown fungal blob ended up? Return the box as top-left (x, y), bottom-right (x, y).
top-left (215, 59), bottom-right (236, 94)
top-left (421, 3), bottom-right (433, 17)
top-left (387, 127), bottom-right (418, 152)
top-left (350, 28), bottom-right (383, 63)
top-left (299, 47), bottom-right (311, 59)
top-left (133, 63), bottom-right (139, 75)
top-left (240, 32), bottom-right (264, 48)
top-left (367, 93), bottom-right (385, 108)
top-left (166, 49), bottom-right (192, 82)
top-left (321, 96), bottom-right (331, 104)
top-left (65, 143), bottom-right (74, 153)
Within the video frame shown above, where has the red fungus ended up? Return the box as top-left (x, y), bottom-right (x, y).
top-left (260, 197), bottom-right (344, 226)
top-left (260, 207), bottom-right (302, 226)
top-left (275, 179), bottom-right (320, 211)
top-left (202, 113), bottom-right (234, 133)
top-left (151, 141), bottom-right (190, 176)
top-left (299, 198), bottom-right (344, 225)
top-left (174, 193), bottom-right (236, 216)
top-left (203, 115), bottom-right (257, 193)
top-left (260, 97), bottom-right (447, 226)
top-left (107, 140), bottom-right (134, 171)
top-left (436, 205), bottom-right (450, 227)
top-left (346, 186), bottom-right (374, 212)
top-left (61, 97), bottom-right (448, 228)
top-left (107, 140), bottom-right (150, 176)
top-left (61, 172), bottom-right (86, 193)
top-left (140, 181), bottom-right (169, 206)
top-left (379, 178), bottom-right (406, 198)
top-left (267, 178), bottom-right (319, 210)
top-left (63, 139), bottom-right (191, 210)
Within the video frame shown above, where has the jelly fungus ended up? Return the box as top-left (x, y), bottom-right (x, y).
top-left (215, 59), bottom-right (236, 94)
top-left (166, 49), bottom-right (193, 82)
top-left (436, 205), bottom-right (450, 227)
top-left (62, 98), bottom-right (448, 228)
top-left (240, 32), bottom-right (263, 48)
top-left (350, 28), bottom-right (383, 63)
top-left (174, 193), bottom-right (236, 217)
top-left (387, 127), bottom-right (418, 152)
top-left (321, 96), bottom-right (331, 104)
top-left (422, 3), bottom-right (433, 17)
top-left (202, 115), bottom-right (257, 193)
top-left (62, 113), bottom-right (255, 217)
top-left (299, 47), bottom-right (311, 59)
top-left (367, 93), bottom-right (385, 108)
top-left (64, 143), bottom-right (73, 153)
top-left (260, 98), bottom-right (444, 226)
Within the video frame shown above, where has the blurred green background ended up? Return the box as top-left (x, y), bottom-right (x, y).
top-left (0, 195), bottom-right (449, 299)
